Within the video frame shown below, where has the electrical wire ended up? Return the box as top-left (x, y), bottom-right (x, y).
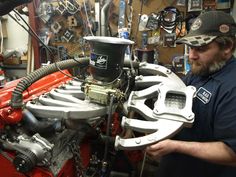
top-left (99, 68), bottom-right (124, 86)
top-left (46, 45), bottom-right (89, 68)
top-left (0, 19), bottom-right (3, 54)
top-left (134, 0), bottom-right (144, 42)
top-left (82, 0), bottom-right (94, 36)
top-left (9, 10), bottom-right (86, 82)
top-left (6, 6), bottom-right (89, 86)
top-left (53, 65), bottom-right (80, 81)
top-left (53, 60), bottom-right (86, 82)
top-left (10, 9), bottom-right (53, 54)
top-left (12, 9), bottom-right (49, 44)
top-left (124, 72), bottom-right (131, 96)
top-left (139, 151), bottom-right (147, 177)
top-left (33, 0), bottom-right (40, 9)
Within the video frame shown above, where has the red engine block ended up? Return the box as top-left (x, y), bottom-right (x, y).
top-left (0, 71), bottom-right (91, 177)
top-left (0, 70), bottom-right (72, 126)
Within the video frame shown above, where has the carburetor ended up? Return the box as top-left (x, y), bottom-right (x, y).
top-left (83, 81), bottom-right (125, 105)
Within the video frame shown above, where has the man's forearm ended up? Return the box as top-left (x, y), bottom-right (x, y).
top-left (174, 140), bottom-right (236, 166)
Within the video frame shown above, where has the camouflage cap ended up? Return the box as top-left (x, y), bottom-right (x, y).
top-left (176, 11), bottom-right (236, 47)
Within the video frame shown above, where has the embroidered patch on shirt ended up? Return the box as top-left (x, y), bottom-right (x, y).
top-left (196, 87), bottom-right (212, 104)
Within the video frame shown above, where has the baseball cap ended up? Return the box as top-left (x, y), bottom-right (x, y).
top-left (176, 11), bottom-right (236, 47)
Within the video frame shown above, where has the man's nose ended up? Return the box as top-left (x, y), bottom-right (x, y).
top-left (189, 48), bottom-right (199, 60)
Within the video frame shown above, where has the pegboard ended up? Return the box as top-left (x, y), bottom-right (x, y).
top-left (32, 0), bottom-right (188, 66)
top-left (33, 0), bottom-right (96, 63)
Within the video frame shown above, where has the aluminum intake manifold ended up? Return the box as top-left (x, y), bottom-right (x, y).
top-left (115, 62), bottom-right (196, 150)
top-left (25, 80), bottom-right (108, 123)
top-left (25, 62), bottom-right (196, 150)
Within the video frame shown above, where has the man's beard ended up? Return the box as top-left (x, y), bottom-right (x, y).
top-left (188, 53), bottom-right (227, 76)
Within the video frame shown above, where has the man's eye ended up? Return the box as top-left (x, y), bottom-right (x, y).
top-left (190, 46), bottom-right (208, 52)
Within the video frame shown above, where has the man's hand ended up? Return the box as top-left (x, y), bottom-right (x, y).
top-left (146, 139), bottom-right (178, 159)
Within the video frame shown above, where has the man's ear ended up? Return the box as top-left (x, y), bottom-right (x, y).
top-left (223, 44), bottom-right (233, 58)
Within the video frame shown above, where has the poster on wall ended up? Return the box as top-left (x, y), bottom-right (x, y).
top-left (176, 0), bottom-right (186, 6)
top-left (216, 0), bottom-right (231, 9)
top-left (163, 33), bottom-right (176, 48)
top-left (188, 0), bottom-right (203, 12)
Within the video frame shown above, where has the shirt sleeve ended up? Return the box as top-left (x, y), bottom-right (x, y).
top-left (214, 87), bottom-right (236, 153)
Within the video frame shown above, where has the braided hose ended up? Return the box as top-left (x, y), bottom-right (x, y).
top-left (10, 57), bottom-right (89, 108)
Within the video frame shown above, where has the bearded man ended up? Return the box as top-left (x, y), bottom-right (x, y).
top-left (146, 10), bottom-right (236, 177)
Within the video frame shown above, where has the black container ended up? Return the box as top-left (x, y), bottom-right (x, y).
top-left (84, 36), bottom-right (134, 82)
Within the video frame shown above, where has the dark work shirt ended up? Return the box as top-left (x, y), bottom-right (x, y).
top-left (156, 56), bottom-right (236, 177)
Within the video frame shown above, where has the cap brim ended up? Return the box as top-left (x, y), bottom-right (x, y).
top-left (176, 34), bottom-right (217, 47)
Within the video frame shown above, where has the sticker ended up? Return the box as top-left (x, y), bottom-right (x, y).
top-left (90, 53), bottom-right (108, 69)
top-left (196, 87), bottom-right (212, 104)
top-left (191, 18), bottom-right (202, 31)
top-left (219, 24), bottom-right (230, 33)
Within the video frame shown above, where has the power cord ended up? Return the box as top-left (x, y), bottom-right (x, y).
top-left (9, 9), bottom-right (52, 54)
top-left (0, 19), bottom-right (3, 54)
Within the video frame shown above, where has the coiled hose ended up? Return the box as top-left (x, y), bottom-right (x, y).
top-left (10, 57), bottom-right (90, 109)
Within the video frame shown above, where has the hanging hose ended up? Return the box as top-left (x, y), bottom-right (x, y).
top-left (100, 0), bottom-right (112, 36)
top-left (10, 57), bottom-right (89, 109)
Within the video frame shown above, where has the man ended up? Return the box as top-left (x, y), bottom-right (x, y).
top-left (146, 11), bottom-right (236, 177)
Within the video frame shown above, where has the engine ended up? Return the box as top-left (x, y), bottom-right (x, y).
top-left (0, 36), bottom-right (196, 177)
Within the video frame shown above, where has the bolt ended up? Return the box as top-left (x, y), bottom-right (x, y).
top-left (188, 114), bottom-right (194, 120)
top-left (148, 136), bottom-right (154, 141)
top-left (166, 69), bottom-right (172, 74)
top-left (135, 138), bottom-right (141, 144)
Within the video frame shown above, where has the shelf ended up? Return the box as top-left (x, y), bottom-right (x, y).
top-left (2, 63), bottom-right (27, 69)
